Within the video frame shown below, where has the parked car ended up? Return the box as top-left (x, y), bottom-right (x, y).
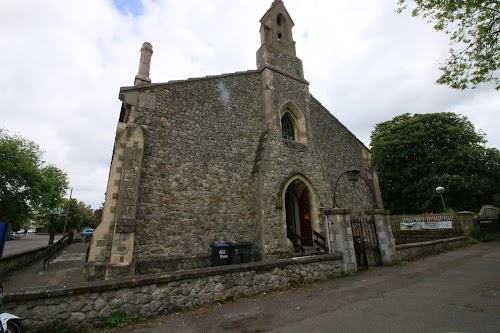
top-left (27, 229), bottom-right (36, 234)
top-left (8, 232), bottom-right (21, 240)
top-left (81, 228), bottom-right (94, 237)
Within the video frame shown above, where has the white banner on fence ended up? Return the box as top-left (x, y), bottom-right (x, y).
top-left (400, 220), bottom-right (422, 230)
top-left (421, 221), bottom-right (453, 229)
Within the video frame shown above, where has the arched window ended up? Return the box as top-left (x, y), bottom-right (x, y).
top-left (276, 14), bottom-right (287, 42)
top-left (280, 102), bottom-right (307, 144)
top-left (281, 113), bottom-right (295, 141)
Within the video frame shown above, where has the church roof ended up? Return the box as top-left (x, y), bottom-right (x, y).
top-left (120, 69), bottom-right (260, 92)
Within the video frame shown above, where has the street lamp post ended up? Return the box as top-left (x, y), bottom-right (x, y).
top-left (435, 186), bottom-right (447, 213)
top-left (48, 212), bottom-right (59, 245)
top-left (333, 170), bottom-right (360, 207)
top-left (332, 169), bottom-right (379, 209)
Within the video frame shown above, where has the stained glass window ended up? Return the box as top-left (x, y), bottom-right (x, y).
top-left (282, 113), bottom-right (295, 141)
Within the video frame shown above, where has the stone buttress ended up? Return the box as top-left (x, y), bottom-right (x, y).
top-left (85, 43), bottom-right (154, 280)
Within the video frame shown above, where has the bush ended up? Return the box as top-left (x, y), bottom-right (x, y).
top-left (469, 227), bottom-right (482, 240)
top-left (468, 226), bottom-right (499, 243)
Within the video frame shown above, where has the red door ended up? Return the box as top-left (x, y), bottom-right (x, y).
top-left (299, 189), bottom-right (313, 246)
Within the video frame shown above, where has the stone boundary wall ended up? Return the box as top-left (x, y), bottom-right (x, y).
top-left (396, 236), bottom-right (466, 262)
top-left (0, 246), bottom-right (47, 277)
top-left (4, 253), bottom-right (342, 333)
top-left (395, 234), bottom-right (462, 244)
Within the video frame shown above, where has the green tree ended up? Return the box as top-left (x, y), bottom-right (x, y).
top-left (370, 113), bottom-right (500, 213)
top-left (53, 198), bottom-right (96, 232)
top-left (397, 0), bottom-right (499, 90)
top-left (0, 130), bottom-right (68, 230)
top-left (93, 202), bottom-right (104, 226)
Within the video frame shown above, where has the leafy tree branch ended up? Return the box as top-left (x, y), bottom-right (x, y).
top-left (0, 129), bottom-right (69, 230)
top-left (397, 0), bottom-right (499, 89)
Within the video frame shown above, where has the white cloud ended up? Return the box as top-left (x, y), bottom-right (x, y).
top-left (1, 0), bottom-right (498, 208)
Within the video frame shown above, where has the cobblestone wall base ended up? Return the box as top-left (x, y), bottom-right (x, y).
top-left (4, 254), bottom-right (342, 333)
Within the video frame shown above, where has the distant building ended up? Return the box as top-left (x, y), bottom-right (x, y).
top-left (86, 0), bottom-right (385, 280)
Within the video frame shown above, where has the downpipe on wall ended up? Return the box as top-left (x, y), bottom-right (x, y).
top-left (325, 215), bottom-right (333, 254)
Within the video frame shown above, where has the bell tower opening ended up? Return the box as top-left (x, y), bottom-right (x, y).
top-left (276, 13), bottom-right (287, 41)
top-left (258, 0), bottom-right (297, 57)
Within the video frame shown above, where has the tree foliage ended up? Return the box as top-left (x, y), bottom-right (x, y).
top-left (370, 113), bottom-right (500, 213)
top-left (397, 0), bottom-right (500, 90)
top-left (0, 130), bottom-right (68, 230)
top-left (93, 202), bottom-right (104, 227)
top-left (50, 198), bottom-right (97, 232)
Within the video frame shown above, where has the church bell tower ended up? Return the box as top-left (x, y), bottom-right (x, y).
top-left (257, 0), bottom-right (304, 79)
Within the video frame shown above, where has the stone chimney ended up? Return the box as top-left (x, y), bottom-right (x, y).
top-left (134, 42), bottom-right (153, 85)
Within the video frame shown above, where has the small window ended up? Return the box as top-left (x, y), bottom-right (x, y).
top-left (282, 113), bottom-right (295, 141)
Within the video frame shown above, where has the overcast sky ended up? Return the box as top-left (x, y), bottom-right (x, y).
top-left (1, 0), bottom-right (498, 209)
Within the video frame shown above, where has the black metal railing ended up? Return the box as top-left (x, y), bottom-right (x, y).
top-left (313, 231), bottom-right (327, 253)
top-left (288, 230), bottom-right (305, 256)
top-left (43, 232), bottom-right (74, 270)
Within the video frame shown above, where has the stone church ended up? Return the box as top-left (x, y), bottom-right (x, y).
top-left (86, 0), bottom-right (387, 280)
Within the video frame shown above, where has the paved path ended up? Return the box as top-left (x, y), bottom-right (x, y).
top-left (2, 241), bottom-right (88, 290)
top-left (97, 242), bottom-right (500, 333)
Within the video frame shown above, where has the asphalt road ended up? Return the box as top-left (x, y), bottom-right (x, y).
top-left (2, 234), bottom-right (60, 256)
top-left (99, 242), bottom-right (500, 333)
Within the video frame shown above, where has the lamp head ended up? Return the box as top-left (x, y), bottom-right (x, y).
top-left (346, 170), bottom-right (361, 186)
top-left (435, 186), bottom-right (445, 194)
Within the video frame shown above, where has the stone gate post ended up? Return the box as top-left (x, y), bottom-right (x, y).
top-left (366, 209), bottom-right (399, 265)
top-left (324, 208), bottom-right (356, 273)
top-left (458, 211), bottom-right (475, 238)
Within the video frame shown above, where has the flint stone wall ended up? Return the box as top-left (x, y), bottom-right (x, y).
top-left (257, 45), bottom-right (304, 78)
top-left (5, 254), bottom-right (342, 333)
top-left (395, 234), bottom-right (462, 245)
top-left (310, 97), bottom-right (380, 214)
top-left (134, 72), bottom-right (262, 261)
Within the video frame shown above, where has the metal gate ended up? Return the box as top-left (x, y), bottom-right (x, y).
top-left (351, 217), bottom-right (382, 270)
top-left (478, 216), bottom-right (500, 236)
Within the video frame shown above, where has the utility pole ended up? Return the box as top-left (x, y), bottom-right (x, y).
top-left (62, 187), bottom-right (72, 235)
top-left (78, 209), bottom-right (83, 232)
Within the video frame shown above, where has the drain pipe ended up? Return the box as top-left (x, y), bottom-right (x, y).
top-left (325, 215), bottom-right (332, 254)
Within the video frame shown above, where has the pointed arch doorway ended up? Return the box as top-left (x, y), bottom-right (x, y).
top-left (284, 179), bottom-right (314, 246)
